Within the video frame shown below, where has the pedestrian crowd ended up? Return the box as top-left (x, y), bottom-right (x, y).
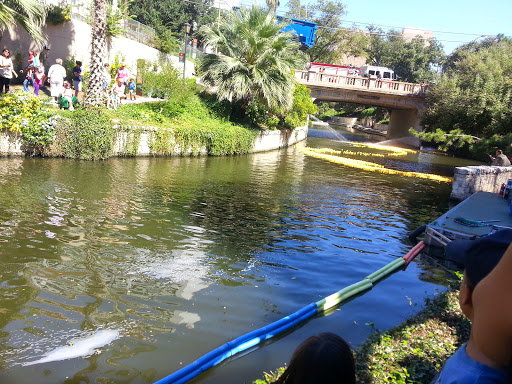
top-left (0, 46), bottom-right (136, 111)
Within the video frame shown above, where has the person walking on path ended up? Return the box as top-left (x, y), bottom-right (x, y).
top-left (0, 49), bottom-right (18, 93)
top-left (33, 67), bottom-right (44, 96)
top-left (47, 58), bottom-right (67, 103)
top-left (22, 49), bottom-right (39, 92)
top-left (72, 61), bottom-right (83, 98)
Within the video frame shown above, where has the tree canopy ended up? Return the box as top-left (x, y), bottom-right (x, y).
top-left (284, 0), bottom-right (364, 64)
top-left (360, 26), bottom-right (445, 83)
top-left (421, 36), bottom-right (512, 139)
top-left (129, 0), bottom-right (217, 47)
top-left (198, 5), bottom-right (306, 114)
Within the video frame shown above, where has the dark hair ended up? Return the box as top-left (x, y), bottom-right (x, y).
top-left (76, 61), bottom-right (82, 66)
top-left (2, 49), bottom-right (9, 56)
top-left (272, 333), bottom-right (356, 384)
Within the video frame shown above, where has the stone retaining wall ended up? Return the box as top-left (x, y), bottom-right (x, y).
top-left (451, 165), bottom-right (512, 201)
top-left (1, 125), bottom-right (308, 158)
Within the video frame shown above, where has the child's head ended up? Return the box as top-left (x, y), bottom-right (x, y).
top-left (64, 81), bottom-right (71, 88)
top-left (129, 78), bottom-right (134, 82)
top-left (273, 333), bottom-right (355, 384)
top-left (445, 229), bottom-right (512, 319)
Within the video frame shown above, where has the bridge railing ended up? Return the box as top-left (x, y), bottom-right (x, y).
top-left (295, 70), bottom-right (428, 96)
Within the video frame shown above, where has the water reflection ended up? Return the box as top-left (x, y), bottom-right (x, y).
top-left (0, 137), bottom-right (481, 383)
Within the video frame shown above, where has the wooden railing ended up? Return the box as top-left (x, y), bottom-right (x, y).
top-left (295, 70), bottom-right (429, 96)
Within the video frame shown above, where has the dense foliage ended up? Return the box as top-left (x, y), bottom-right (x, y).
top-left (45, 4), bottom-right (71, 25)
top-left (360, 26), bottom-right (445, 83)
top-left (283, 84), bottom-right (318, 129)
top-left (0, 0), bottom-right (46, 43)
top-left (285, 0), bottom-right (366, 64)
top-left (198, 6), bottom-right (306, 116)
top-left (129, 0), bottom-right (216, 49)
top-left (416, 36), bottom-right (512, 155)
top-left (0, 92), bottom-right (55, 147)
top-left (60, 108), bottom-right (115, 160)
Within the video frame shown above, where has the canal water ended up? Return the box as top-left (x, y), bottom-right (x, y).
top-left (0, 125), bottom-right (480, 384)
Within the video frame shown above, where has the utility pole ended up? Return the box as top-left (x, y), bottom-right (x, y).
top-left (183, 22), bottom-right (191, 78)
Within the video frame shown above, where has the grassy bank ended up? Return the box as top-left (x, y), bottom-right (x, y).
top-left (50, 98), bottom-right (260, 159)
top-left (253, 284), bottom-right (470, 384)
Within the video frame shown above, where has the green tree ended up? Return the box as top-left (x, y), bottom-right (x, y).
top-left (198, 6), bottom-right (306, 115)
top-left (0, 0), bottom-right (46, 44)
top-left (415, 36), bottom-right (512, 153)
top-left (129, 0), bottom-right (216, 46)
top-left (285, 0), bottom-right (362, 64)
top-left (421, 36), bottom-right (512, 138)
top-left (362, 26), bottom-right (444, 82)
top-left (266, 0), bottom-right (279, 14)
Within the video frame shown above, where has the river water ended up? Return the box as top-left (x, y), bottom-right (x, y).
top-left (0, 125), bottom-right (480, 384)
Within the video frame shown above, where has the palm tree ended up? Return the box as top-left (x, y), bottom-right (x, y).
top-left (199, 5), bottom-right (305, 115)
top-left (85, 0), bottom-right (108, 106)
top-left (0, 0), bottom-right (46, 44)
top-left (266, 0), bottom-right (280, 14)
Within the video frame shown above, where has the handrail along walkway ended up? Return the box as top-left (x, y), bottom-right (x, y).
top-left (295, 70), bottom-right (429, 96)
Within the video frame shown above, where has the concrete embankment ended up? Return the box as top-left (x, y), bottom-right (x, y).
top-left (451, 165), bottom-right (512, 201)
top-left (0, 125), bottom-right (308, 157)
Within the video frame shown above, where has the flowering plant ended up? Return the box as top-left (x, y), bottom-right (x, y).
top-left (127, 108), bottom-right (162, 123)
top-left (0, 92), bottom-right (56, 147)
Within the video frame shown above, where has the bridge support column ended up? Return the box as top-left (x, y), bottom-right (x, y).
top-left (387, 109), bottom-right (421, 147)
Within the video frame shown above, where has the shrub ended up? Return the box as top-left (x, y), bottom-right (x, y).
top-left (0, 91), bottom-right (55, 147)
top-left (60, 108), bottom-right (114, 160)
top-left (126, 107), bottom-right (163, 123)
top-left (360, 107), bottom-right (376, 118)
top-left (141, 62), bottom-right (182, 99)
top-left (283, 84), bottom-right (317, 128)
top-left (46, 4), bottom-right (71, 25)
top-left (246, 100), bottom-right (275, 129)
top-left (199, 92), bottom-right (232, 120)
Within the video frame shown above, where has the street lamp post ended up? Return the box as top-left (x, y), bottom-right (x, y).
top-left (183, 22), bottom-right (191, 78)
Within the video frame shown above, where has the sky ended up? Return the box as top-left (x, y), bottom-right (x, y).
top-left (242, 0), bottom-right (512, 54)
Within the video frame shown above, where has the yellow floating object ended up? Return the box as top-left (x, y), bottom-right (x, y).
top-left (311, 147), bottom-right (409, 158)
top-left (300, 147), bottom-right (452, 183)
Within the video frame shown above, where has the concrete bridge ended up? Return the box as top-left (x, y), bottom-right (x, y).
top-left (295, 70), bottom-right (428, 141)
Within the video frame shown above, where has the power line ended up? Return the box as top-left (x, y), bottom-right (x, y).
top-left (314, 25), bottom-right (493, 44)
top-left (173, 0), bottom-right (509, 42)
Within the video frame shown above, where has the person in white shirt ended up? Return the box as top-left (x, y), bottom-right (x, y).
top-left (47, 58), bottom-right (67, 103)
top-left (0, 49), bottom-right (18, 93)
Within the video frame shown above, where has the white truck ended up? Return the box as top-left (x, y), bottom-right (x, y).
top-left (360, 65), bottom-right (397, 80)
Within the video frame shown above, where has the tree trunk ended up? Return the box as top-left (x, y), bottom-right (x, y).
top-left (85, 0), bottom-right (108, 106)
